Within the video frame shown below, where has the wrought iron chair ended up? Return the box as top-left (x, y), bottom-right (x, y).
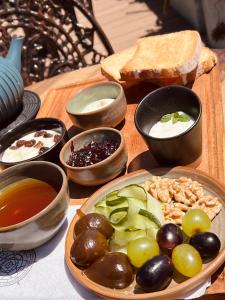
top-left (0, 0), bottom-right (114, 86)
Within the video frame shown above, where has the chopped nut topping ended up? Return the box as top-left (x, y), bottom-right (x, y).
top-left (144, 176), bottom-right (222, 224)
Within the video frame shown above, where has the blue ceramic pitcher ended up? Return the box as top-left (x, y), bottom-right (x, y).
top-left (0, 36), bottom-right (24, 126)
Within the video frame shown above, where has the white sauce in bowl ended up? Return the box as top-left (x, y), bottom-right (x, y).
top-left (149, 111), bottom-right (194, 138)
top-left (81, 98), bottom-right (114, 113)
top-left (2, 130), bottom-right (61, 163)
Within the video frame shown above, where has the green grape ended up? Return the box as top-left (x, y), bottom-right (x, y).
top-left (172, 244), bottom-right (202, 277)
top-left (182, 209), bottom-right (211, 237)
top-left (127, 237), bottom-right (159, 268)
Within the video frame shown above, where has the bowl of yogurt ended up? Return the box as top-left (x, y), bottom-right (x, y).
top-left (66, 81), bottom-right (127, 130)
top-left (134, 86), bottom-right (202, 166)
top-left (0, 118), bottom-right (67, 167)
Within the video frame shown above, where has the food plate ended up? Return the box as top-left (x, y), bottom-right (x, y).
top-left (65, 167), bottom-right (225, 300)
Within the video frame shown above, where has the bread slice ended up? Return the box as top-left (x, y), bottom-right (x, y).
top-left (120, 31), bottom-right (201, 81)
top-left (100, 46), bottom-right (141, 87)
top-left (100, 35), bottom-right (216, 88)
top-left (149, 47), bottom-right (217, 86)
top-left (197, 47), bottom-right (217, 77)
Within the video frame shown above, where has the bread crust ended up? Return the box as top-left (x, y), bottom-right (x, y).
top-left (149, 67), bottom-right (197, 86)
top-left (196, 47), bottom-right (217, 77)
top-left (120, 31), bottom-right (201, 80)
top-left (100, 46), bottom-right (136, 82)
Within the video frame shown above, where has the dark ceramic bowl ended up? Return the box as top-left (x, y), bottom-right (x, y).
top-left (134, 86), bottom-right (202, 166)
top-left (0, 118), bottom-right (68, 167)
top-left (0, 161), bottom-right (69, 250)
top-left (60, 127), bottom-right (128, 186)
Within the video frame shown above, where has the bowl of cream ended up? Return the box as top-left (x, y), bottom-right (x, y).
top-left (134, 86), bottom-right (202, 166)
top-left (66, 81), bottom-right (127, 130)
top-left (0, 118), bottom-right (67, 167)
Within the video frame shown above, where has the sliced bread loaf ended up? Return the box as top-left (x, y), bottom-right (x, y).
top-left (120, 30), bottom-right (202, 81)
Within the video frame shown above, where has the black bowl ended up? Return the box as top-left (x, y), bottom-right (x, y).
top-left (0, 118), bottom-right (68, 167)
top-left (134, 86), bottom-right (202, 166)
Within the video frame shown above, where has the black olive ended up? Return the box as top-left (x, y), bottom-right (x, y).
top-left (190, 232), bottom-right (221, 260)
top-left (136, 254), bottom-right (173, 292)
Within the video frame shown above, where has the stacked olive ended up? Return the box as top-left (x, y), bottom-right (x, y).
top-left (70, 213), bottom-right (134, 289)
top-left (134, 209), bottom-right (221, 292)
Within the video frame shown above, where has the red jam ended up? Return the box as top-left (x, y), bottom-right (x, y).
top-left (67, 139), bottom-right (120, 167)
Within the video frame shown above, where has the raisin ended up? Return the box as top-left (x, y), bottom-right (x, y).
top-left (9, 145), bottom-right (18, 150)
top-left (16, 140), bottom-right (26, 147)
top-left (54, 134), bottom-right (62, 143)
top-left (43, 132), bottom-right (53, 138)
top-left (34, 130), bottom-right (46, 137)
top-left (24, 140), bottom-right (36, 147)
top-left (39, 147), bottom-right (49, 155)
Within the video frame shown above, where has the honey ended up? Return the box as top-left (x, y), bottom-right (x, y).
top-left (0, 178), bottom-right (57, 228)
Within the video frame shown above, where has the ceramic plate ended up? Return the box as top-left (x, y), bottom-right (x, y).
top-left (65, 167), bottom-right (225, 300)
top-left (0, 90), bottom-right (41, 137)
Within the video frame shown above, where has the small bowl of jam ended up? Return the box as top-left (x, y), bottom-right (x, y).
top-left (60, 127), bottom-right (128, 186)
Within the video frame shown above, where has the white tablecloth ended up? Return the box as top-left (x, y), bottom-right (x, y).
top-left (0, 206), bottom-right (210, 300)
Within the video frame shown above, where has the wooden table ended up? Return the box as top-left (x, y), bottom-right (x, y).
top-left (26, 52), bottom-right (225, 300)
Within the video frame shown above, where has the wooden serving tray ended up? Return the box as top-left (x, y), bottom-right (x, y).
top-left (37, 65), bottom-right (225, 295)
top-left (38, 65), bottom-right (224, 184)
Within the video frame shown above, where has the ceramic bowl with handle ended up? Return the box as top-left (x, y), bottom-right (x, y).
top-left (66, 81), bottom-right (127, 130)
top-left (0, 161), bottom-right (69, 251)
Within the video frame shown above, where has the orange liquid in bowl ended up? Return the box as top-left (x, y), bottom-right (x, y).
top-left (0, 178), bottom-right (57, 227)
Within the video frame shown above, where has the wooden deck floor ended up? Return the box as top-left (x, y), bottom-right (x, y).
top-left (92, 0), bottom-right (194, 53)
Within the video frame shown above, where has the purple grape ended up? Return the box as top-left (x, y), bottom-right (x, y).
top-left (157, 223), bottom-right (183, 255)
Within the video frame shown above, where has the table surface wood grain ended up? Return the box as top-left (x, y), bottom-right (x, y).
top-left (25, 51), bottom-right (225, 299)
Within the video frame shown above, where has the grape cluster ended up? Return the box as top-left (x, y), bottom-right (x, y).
top-left (127, 209), bottom-right (221, 292)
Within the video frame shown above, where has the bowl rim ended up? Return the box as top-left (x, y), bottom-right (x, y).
top-left (134, 85), bottom-right (202, 141)
top-left (66, 81), bottom-right (124, 116)
top-left (0, 160), bottom-right (68, 232)
top-left (59, 127), bottom-right (125, 170)
top-left (0, 117), bottom-right (67, 165)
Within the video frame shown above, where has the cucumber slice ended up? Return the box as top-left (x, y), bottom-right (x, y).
top-left (146, 227), bottom-right (158, 239)
top-left (109, 207), bottom-right (128, 224)
top-left (112, 198), bottom-right (146, 230)
top-left (113, 229), bottom-right (147, 246)
top-left (139, 208), bottom-right (162, 228)
top-left (95, 206), bottom-right (111, 218)
top-left (109, 239), bottom-right (128, 254)
top-left (118, 184), bottom-right (147, 201)
top-left (106, 190), bottom-right (118, 201)
top-left (95, 183), bottom-right (165, 252)
top-left (147, 193), bottom-right (165, 225)
top-left (106, 196), bottom-right (128, 206)
top-left (95, 198), bottom-right (107, 208)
